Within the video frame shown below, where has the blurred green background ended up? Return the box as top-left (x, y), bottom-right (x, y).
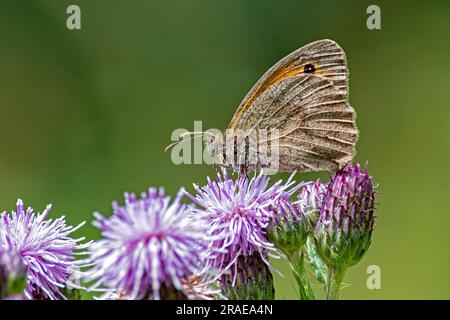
top-left (1, 0), bottom-right (449, 299)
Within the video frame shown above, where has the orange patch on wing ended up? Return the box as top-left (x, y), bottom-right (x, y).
top-left (229, 63), bottom-right (323, 129)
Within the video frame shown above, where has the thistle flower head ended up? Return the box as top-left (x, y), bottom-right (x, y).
top-left (186, 170), bottom-right (298, 278)
top-left (314, 164), bottom-right (376, 269)
top-left (0, 199), bottom-right (89, 300)
top-left (318, 164), bottom-right (375, 233)
top-left (86, 188), bottom-right (211, 300)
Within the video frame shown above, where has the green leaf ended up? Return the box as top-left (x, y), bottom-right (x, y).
top-left (305, 238), bottom-right (328, 285)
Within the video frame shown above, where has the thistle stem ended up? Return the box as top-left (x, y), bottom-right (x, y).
top-left (287, 249), bottom-right (315, 300)
top-left (326, 266), bottom-right (346, 300)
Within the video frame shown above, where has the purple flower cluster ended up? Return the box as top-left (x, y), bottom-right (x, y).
top-left (0, 163), bottom-right (377, 300)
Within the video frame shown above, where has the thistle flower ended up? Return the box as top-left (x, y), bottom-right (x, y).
top-left (86, 187), bottom-right (212, 300)
top-left (315, 164), bottom-right (376, 267)
top-left (186, 170), bottom-right (298, 277)
top-left (0, 199), bottom-right (89, 300)
top-left (314, 164), bottom-right (376, 299)
top-left (187, 170), bottom-right (297, 299)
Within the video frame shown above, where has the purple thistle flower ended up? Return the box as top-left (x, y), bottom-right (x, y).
top-left (86, 187), bottom-right (212, 300)
top-left (0, 199), bottom-right (90, 300)
top-left (185, 170), bottom-right (298, 282)
top-left (318, 164), bottom-right (375, 234)
top-left (314, 164), bottom-right (377, 269)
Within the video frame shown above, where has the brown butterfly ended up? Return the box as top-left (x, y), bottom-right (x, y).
top-left (167, 39), bottom-right (358, 174)
top-left (202, 39), bottom-right (359, 174)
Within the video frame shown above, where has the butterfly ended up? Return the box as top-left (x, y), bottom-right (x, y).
top-left (170, 40), bottom-right (358, 174)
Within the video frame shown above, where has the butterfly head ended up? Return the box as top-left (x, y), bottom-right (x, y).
top-left (204, 131), bottom-right (226, 166)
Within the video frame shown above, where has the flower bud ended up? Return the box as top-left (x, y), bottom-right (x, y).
top-left (268, 199), bottom-right (309, 256)
top-left (314, 164), bottom-right (376, 271)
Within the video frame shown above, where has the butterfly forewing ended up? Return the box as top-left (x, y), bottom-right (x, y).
top-left (227, 39), bottom-right (358, 172)
top-left (229, 39), bottom-right (349, 130)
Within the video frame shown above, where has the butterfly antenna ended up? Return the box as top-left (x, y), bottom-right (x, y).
top-left (179, 131), bottom-right (214, 138)
top-left (164, 131), bottom-right (214, 152)
top-left (164, 140), bottom-right (182, 152)
top-left (164, 136), bottom-right (197, 152)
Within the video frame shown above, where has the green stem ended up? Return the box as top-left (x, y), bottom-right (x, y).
top-left (287, 249), bottom-right (315, 300)
top-left (326, 266), bottom-right (346, 300)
